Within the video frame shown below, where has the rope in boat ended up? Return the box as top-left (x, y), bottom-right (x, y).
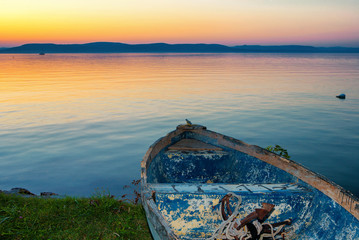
top-left (206, 192), bottom-right (251, 240)
top-left (207, 192), bottom-right (290, 240)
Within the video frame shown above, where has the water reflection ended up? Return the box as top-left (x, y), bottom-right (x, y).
top-left (0, 53), bottom-right (358, 196)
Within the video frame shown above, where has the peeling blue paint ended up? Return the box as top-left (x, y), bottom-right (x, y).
top-left (148, 149), bottom-right (296, 184)
top-left (150, 183), bottom-right (313, 238)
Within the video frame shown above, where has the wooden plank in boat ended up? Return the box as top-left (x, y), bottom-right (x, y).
top-left (148, 183), bottom-right (310, 194)
top-left (168, 139), bottom-right (222, 151)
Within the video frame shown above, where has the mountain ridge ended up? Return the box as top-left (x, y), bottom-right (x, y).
top-left (1, 42), bottom-right (358, 53)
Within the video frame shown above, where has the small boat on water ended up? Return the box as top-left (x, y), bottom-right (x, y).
top-left (141, 123), bottom-right (359, 239)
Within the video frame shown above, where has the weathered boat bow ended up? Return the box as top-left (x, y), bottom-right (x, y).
top-left (141, 124), bottom-right (359, 239)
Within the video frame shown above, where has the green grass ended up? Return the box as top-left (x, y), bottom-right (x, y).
top-left (0, 193), bottom-right (152, 240)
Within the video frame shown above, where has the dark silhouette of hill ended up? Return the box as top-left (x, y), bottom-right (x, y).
top-left (0, 42), bottom-right (358, 53)
top-left (233, 45), bottom-right (359, 53)
top-left (0, 42), bottom-right (233, 53)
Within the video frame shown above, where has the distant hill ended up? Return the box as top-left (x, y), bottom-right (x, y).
top-left (0, 42), bottom-right (233, 53)
top-left (0, 42), bottom-right (359, 53)
top-left (233, 45), bottom-right (359, 53)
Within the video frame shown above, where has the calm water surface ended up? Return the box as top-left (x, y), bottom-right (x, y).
top-left (1, 53), bottom-right (358, 197)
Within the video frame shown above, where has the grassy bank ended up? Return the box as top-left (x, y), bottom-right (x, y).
top-left (0, 192), bottom-right (152, 240)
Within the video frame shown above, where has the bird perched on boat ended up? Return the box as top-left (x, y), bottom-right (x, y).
top-left (185, 119), bottom-right (192, 126)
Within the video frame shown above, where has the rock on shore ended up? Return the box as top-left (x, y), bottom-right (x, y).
top-left (0, 188), bottom-right (58, 197)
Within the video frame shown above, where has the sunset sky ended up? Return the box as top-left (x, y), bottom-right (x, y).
top-left (1, 0), bottom-right (359, 47)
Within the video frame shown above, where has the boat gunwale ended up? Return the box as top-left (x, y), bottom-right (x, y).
top-left (144, 198), bottom-right (179, 239)
top-left (141, 124), bottom-right (359, 224)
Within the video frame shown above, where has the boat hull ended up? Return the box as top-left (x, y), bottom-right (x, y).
top-left (141, 124), bottom-right (359, 239)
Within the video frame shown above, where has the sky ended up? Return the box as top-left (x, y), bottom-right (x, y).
top-left (1, 0), bottom-right (359, 47)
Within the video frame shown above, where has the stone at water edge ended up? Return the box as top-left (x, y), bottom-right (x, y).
top-left (41, 192), bottom-right (58, 196)
top-left (336, 93), bottom-right (346, 99)
top-left (10, 188), bottom-right (36, 195)
top-left (0, 188), bottom-right (58, 197)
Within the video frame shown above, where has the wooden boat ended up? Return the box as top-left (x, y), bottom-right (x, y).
top-left (141, 123), bottom-right (359, 239)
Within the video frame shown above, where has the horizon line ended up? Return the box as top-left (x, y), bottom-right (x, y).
top-left (1, 41), bottom-right (359, 54)
top-left (1, 41), bottom-right (359, 49)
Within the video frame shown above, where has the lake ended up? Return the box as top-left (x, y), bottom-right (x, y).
top-left (1, 53), bottom-right (358, 197)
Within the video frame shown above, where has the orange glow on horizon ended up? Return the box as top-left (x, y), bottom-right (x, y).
top-left (1, 0), bottom-right (359, 47)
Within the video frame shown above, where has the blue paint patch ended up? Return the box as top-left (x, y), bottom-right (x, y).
top-left (147, 147), bottom-right (296, 184)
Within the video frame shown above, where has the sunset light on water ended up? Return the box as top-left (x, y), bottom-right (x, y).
top-left (1, 53), bottom-right (359, 197)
